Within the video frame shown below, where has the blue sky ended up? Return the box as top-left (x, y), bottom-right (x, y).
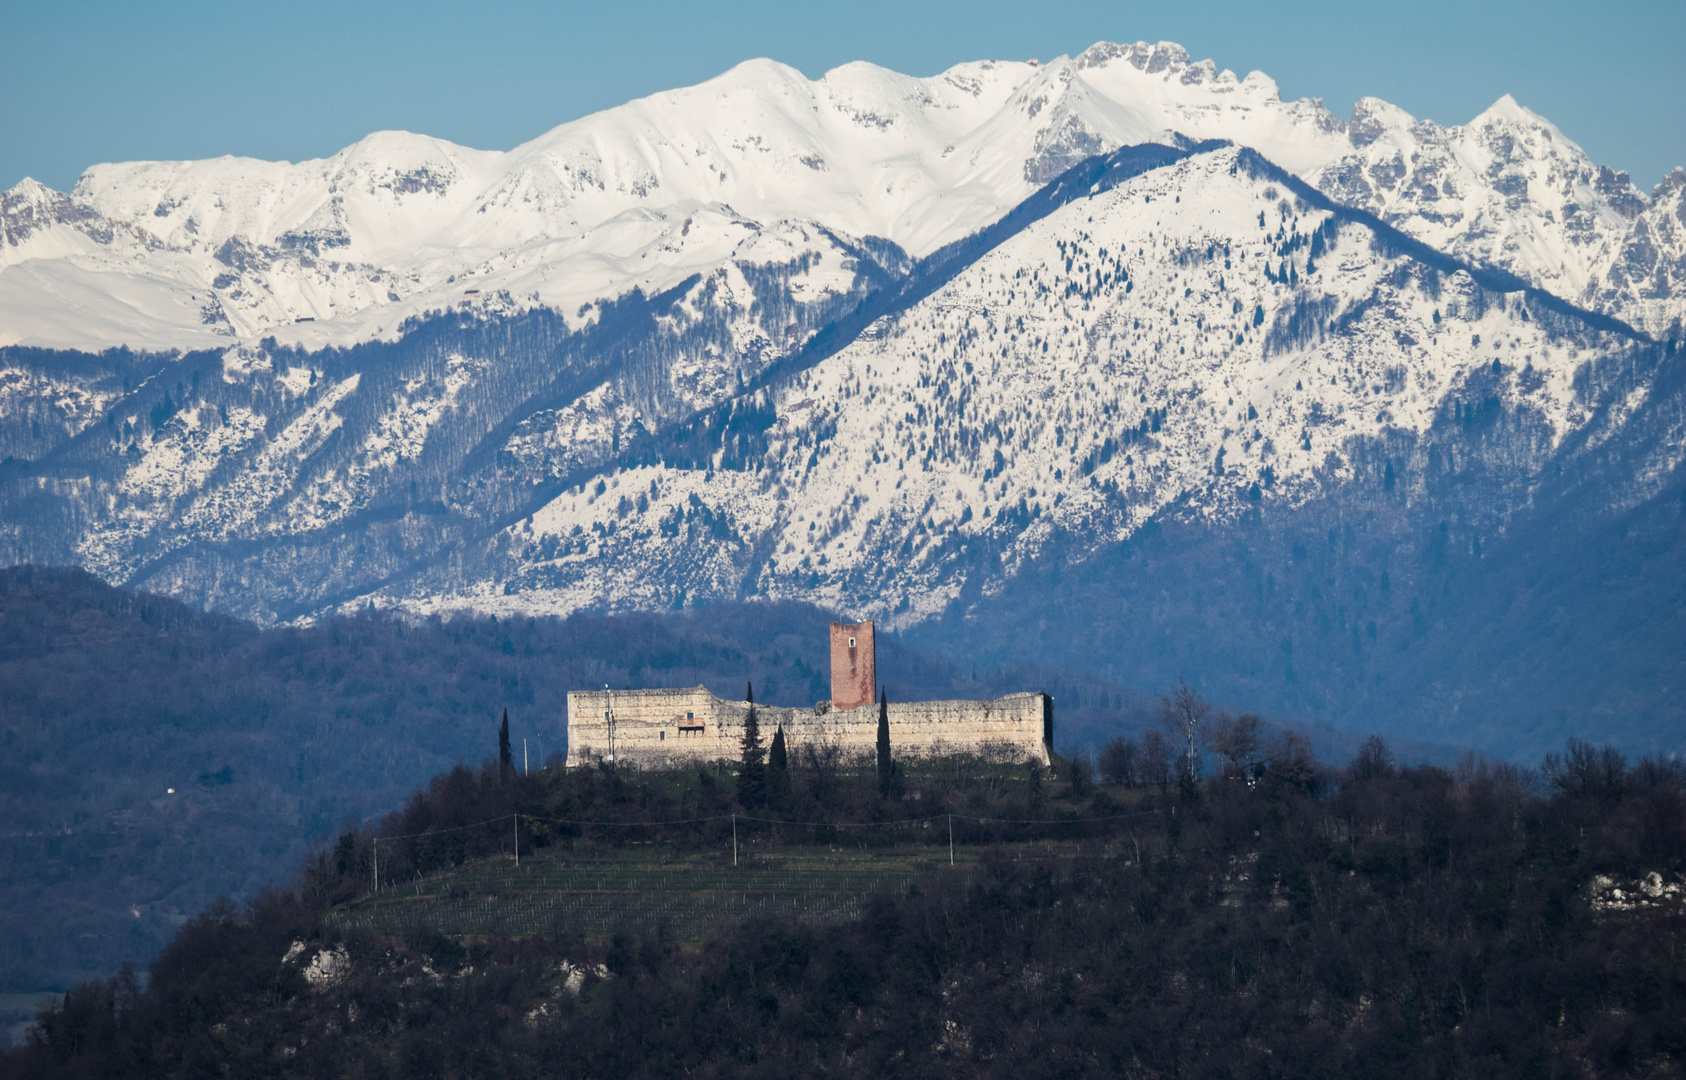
top-left (3, 0), bottom-right (1681, 193)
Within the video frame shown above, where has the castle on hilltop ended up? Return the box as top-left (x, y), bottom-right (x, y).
top-left (564, 621), bottom-right (1051, 768)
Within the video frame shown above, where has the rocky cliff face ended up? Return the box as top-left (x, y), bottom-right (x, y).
top-left (1311, 96), bottom-right (1685, 340)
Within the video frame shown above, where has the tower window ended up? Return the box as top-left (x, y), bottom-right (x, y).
top-left (849, 637), bottom-right (855, 647)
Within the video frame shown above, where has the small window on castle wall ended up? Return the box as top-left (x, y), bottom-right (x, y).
top-left (686, 711), bottom-right (694, 719)
top-left (849, 637), bottom-right (855, 647)
top-left (660, 731), bottom-right (665, 740)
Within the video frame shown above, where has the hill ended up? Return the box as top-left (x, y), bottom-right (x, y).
top-left (1, 566), bottom-right (1196, 995)
top-left (4, 732), bottom-right (1684, 1078)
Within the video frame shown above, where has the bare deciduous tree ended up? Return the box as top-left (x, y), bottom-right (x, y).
top-left (1541, 737), bottom-right (1627, 803)
top-left (1066, 750), bottom-right (1093, 795)
top-left (1265, 729), bottom-right (1318, 793)
top-left (1348, 734), bottom-right (1396, 782)
top-left (1099, 736), bottom-right (1139, 786)
top-left (803, 737), bottom-right (843, 802)
top-left (1159, 678), bottom-right (1211, 782)
top-left (1211, 712), bottom-right (1263, 778)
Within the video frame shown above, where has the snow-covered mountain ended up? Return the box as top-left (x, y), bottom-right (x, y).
top-left (1, 42), bottom-right (1682, 758)
top-left (365, 144), bottom-right (1670, 625)
top-left (3, 41), bottom-right (1679, 352)
top-left (1312, 95), bottom-right (1685, 340)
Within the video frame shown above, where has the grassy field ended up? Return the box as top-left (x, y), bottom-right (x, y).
top-left (322, 754), bottom-right (1164, 944)
top-left (330, 837), bottom-right (1110, 942)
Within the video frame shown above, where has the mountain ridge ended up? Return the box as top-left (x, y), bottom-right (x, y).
top-left (4, 40), bottom-right (1679, 352)
top-left (0, 46), bottom-right (1681, 760)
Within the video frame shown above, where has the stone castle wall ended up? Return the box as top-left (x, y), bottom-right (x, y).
top-left (564, 687), bottom-right (1051, 770)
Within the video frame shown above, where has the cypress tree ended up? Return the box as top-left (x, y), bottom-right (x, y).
top-left (768, 725), bottom-right (789, 808)
top-left (876, 689), bottom-right (893, 797)
top-left (498, 710), bottom-right (513, 778)
top-left (738, 681), bottom-right (765, 809)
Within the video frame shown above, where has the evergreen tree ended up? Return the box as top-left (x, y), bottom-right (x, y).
top-left (767, 725), bottom-right (789, 808)
top-left (876, 689), bottom-right (893, 797)
top-left (1141, 730), bottom-right (1172, 793)
top-left (738, 681), bottom-right (765, 809)
top-left (498, 710), bottom-right (513, 778)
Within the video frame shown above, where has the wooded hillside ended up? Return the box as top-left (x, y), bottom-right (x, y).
top-left (6, 730), bottom-right (1682, 1079)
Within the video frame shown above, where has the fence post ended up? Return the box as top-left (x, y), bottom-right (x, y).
top-left (732, 814), bottom-right (738, 867)
top-left (949, 814), bottom-right (954, 867)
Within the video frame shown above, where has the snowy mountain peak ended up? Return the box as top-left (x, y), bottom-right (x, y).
top-left (4, 176), bottom-right (57, 206)
top-left (1310, 88), bottom-right (1674, 335)
top-left (0, 41), bottom-right (1679, 352)
top-left (4, 175), bottom-right (95, 235)
top-left (1473, 92), bottom-right (1535, 125)
top-left (1346, 97), bottom-right (1416, 147)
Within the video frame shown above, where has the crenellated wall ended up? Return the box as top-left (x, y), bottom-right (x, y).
top-left (564, 686), bottom-right (1051, 769)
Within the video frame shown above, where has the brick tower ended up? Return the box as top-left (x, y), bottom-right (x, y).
top-left (829, 620), bottom-right (876, 711)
